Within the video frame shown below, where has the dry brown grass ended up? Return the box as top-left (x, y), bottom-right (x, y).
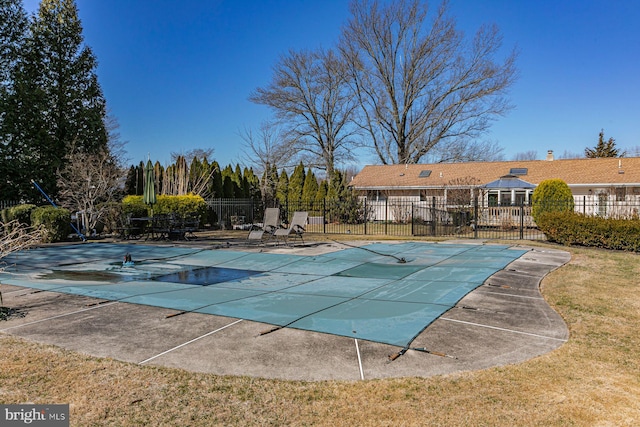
top-left (1, 242), bottom-right (640, 425)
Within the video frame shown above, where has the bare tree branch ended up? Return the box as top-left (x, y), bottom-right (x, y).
top-left (340, 0), bottom-right (517, 164)
top-left (239, 121), bottom-right (292, 174)
top-left (249, 48), bottom-right (361, 178)
top-left (0, 220), bottom-right (43, 262)
top-left (56, 147), bottom-right (125, 233)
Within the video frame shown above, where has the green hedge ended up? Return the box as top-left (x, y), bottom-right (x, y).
top-left (31, 206), bottom-right (72, 243)
top-left (537, 211), bottom-right (640, 252)
top-left (2, 204), bottom-right (37, 227)
top-left (122, 194), bottom-right (207, 220)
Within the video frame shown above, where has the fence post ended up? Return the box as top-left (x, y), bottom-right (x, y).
top-left (385, 198), bottom-right (388, 235)
top-left (323, 198), bottom-right (326, 234)
top-left (364, 197), bottom-right (368, 235)
top-left (431, 197), bottom-right (436, 236)
top-left (474, 195), bottom-right (478, 239)
top-left (519, 201), bottom-right (524, 239)
top-left (411, 202), bottom-right (414, 236)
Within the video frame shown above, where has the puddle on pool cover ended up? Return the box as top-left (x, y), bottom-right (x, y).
top-left (154, 266), bottom-right (262, 286)
top-left (39, 270), bottom-right (141, 282)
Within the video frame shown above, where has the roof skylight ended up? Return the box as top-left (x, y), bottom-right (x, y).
top-left (509, 168), bottom-right (528, 176)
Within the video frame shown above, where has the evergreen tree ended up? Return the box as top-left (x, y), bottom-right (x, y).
top-left (189, 156), bottom-right (203, 193)
top-left (210, 161), bottom-right (223, 198)
top-left (288, 162), bottom-right (305, 207)
top-left (220, 164), bottom-right (240, 198)
top-left (302, 168), bottom-right (319, 202)
top-left (124, 165), bottom-right (137, 195)
top-left (276, 169), bottom-right (289, 206)
top-left (233, 164), bottom-right (244, 198)
top-left (222, 175), bottom-right (235, 198)
top-left (0, 0), bottom-right (27, 89)
top-left (244, 167), bottom-right (260, 200)
top-left (326, 170), bottom-right (342, 199)
top-left (585, 130), bottom-right (624, 158)
top-left (1, 0), bottom-right (108, 201)
top-left (315, 180), bottom-right (328, 203)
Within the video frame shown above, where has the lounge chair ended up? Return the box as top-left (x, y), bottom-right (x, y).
top-left (248, 207), bottom-right (280, 243)
top-left (274, 211), bottom-right (307, 246)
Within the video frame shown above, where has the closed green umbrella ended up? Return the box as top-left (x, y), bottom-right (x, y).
top-left (143, 159), bottom-right (156, 215)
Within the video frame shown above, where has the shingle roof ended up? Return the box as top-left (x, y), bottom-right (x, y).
top-left (349, 157), bottom-right (640, 189)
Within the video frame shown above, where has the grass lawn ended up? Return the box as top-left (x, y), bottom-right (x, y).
top-left (1, 241), bottom-right (639, 425)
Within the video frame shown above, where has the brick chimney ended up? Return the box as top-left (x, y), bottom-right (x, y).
top-left (546, 150), bottom-right (554, 161)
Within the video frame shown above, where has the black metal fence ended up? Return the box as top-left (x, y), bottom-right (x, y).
top-left (0, 200), bottom-right (20, 210)
top-left (3, 196), bottom-right (637, 241)
top-left (207, 196), bottom-right (640, 241)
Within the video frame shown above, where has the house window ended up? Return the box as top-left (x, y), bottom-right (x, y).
top-left (488, 193), bottom-right (498, 207)
top-left (615, 187), bottom-right (626, 201)
top-left (514, 193), bottom-right (527, 206)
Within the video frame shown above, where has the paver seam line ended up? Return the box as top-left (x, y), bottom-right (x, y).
top-left (138, 319), bottom-right (244, 365)
top-left (0, 301), bottom-right (118, 332)
top-left (354, 339), bottom-right (364, 381)
top-left (473, 290), bottom-right (545, 300)
top-left (440, 317), bottom-right (567, 342)
top-left (1, 287), bottom-right (33, 296)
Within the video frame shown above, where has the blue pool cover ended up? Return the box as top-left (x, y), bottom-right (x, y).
top-left (0, 242), bottom-right (528, 347)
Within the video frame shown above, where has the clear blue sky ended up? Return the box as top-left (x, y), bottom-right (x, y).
top-left (22, 0), bottom-right (640, 169)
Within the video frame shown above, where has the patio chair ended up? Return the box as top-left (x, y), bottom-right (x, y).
top-left (182, 214), bottom-right (200, 240)
top-left (274, 211), bottom-right (307, 246)
top-left (247, 207), bottom-right (280, 243)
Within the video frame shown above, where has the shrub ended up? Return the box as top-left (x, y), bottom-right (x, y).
top-left (121, 195), bottom-right (149, 218)
top-left (531, 179), bottom-right (574, 224)
top-left (7, 204), bottom-right (37, 227)
top-left (31, 206), bottom-right (71, 243)
top-left (121, 194), bottom-right (207, 220)
top-left (98, 202), bottom-right (124, 234)
top-left (537, 210), bottom-right (640, 252)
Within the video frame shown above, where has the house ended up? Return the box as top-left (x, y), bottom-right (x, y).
top-left (349, 151), bottom-right (640, 225)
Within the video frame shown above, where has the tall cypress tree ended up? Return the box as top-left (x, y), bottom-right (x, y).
top-left (210, 161), bottom-right (223, 198)
top-left (302, 168), bottom-right (318, 202)
top-left (276, 169), bottom-right (288, 206)
top-left (288, 162), bottom-right (305, 207)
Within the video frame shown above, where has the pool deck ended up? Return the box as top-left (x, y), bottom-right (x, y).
top-left (0, 237), bottom-right (570, 381)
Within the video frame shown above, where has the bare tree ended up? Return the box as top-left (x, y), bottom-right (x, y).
top-left (557, 150), bottom-right (583, 159)
top-left (56, 147), bottom-right (125, 234)
top-left (624, 146), bottom-right (640, 157)
top-left (1, 219), bottom-right (43, 318)
top-left (340, 0), bottom-right (517, 164)
top-left (1, 220), bottom-right (42, 261)
top-left (512, 150), bottom-right (538, 161)
top-left (239, 121), bottom-right (291, 174)
top-left (105, 111), bottom-right (128, 165)
top-left (171, 148), bottom-right (215, 166)
top-left (249, 48), bottom-right (360, 178)
top-left (426, 138), bottom-right (504, 163)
